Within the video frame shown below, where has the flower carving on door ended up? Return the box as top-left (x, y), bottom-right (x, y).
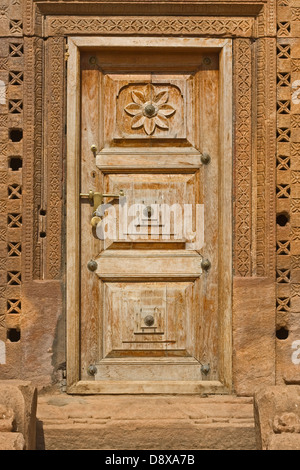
top-left (124, 83), bottom-right (176, 135)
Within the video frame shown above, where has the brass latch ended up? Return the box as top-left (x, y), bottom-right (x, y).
top-left (80, 189), bottom-right (125, 227)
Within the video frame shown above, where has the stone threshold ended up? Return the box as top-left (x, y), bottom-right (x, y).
top-left (36, 393), bottom-right (256, 450)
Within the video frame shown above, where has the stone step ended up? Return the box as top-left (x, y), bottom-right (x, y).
top-left (36, 394), bottom-right (256, 450)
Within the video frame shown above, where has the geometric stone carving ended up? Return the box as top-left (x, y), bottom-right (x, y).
top-left (46, 16), bottom-right (255, 37)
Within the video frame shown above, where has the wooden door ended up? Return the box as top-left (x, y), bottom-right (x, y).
top-left (67, 38), bottom-right (232, 394)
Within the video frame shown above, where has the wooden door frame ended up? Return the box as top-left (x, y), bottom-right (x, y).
top-left (66, 36), bottom-right (233, 394)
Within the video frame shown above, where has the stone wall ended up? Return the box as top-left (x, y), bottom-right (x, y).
top-left (0, 0), bottom-right (65, 389)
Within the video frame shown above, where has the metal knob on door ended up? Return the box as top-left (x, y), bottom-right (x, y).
top-left (200, 153), bottom-right (211, 165)
top-left (201, 258), bottom-right (211, 271)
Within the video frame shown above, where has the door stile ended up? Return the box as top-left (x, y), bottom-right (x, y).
top-left (218, 41), bottom-right (233, 390)
top-left (66, 38), bottom-right (81, 388)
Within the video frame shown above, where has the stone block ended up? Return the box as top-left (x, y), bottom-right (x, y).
top-left (254, 385), bottom-right (300, 450)
top-left (233, 278), bottom-right (276, 396)
top-left (0, 380), bottom-right (37, 450)
top-left (0, 432), bottom-right (25, 450)
top-left (37, 394), bottom-right (256, 450)
top-left (0, 404), bottom-right (14, 432)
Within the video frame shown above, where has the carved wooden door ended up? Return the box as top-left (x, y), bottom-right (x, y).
top-left (75, 42), bottom-right (230, 394)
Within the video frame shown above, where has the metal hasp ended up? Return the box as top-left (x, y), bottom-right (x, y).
top-left (80, 189), bottom-right (125, 227)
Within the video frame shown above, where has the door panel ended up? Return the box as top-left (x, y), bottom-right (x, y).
top-left (75, 42), bottom-right (228, 393)
top-left (101, 172), bottom-right (200, 249)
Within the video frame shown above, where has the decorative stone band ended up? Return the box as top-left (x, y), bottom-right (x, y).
top-left (45, 16), bottom-right (254, 37)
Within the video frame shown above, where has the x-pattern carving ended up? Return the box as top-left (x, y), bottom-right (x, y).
top-left (276, 297), bottom-right (291, 312)
top-left (9, 20), bottom-right (23, 34)
top-left (277, 184), bottom-right (291, 198)
top-left (277, 22), bottom-right (291, 36)
top-left (9, 71), bottom-right (23, 86)
top-left (291, 115), bottom-right (300, 129)
top-left (277, 269), bottom-right (290, 283)
top-left (277, 100), bottom-right (291, 114)
top-left (277, 128), bottom-right (291, 142)
top-left (7, 271), bottom-right (21, 285)
top-left (7, 242), bottom-right (21, 257)
top-left (9, 100), bottom-right (23, 114)
top-left (291, 227), bottom-right (300, 240)
top-left (277, 156), bottom-right (290, 170)
top-left (291, 255), bottom-right (300, 269)
top-left (277, 72), bottom-right (291, 87)
top-left (277, 240), bottom-right (290, 255)
top-left (277, 44), bottom-right (291, 59)
top-left (9, 43), bottom-right (23, 57)
top-left (8, 213), bottom-right (22, 227)
top-left (7, 299), bottom-right (21, 314)
top-left (8, 184), bottom-right (21, 199)
top-left (291, 199), bottom-right (300, 213)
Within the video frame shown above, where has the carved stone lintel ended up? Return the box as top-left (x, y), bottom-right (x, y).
top-left (45, 16), bottom-right (255, 38)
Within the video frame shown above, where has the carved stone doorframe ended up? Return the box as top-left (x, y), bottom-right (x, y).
top-left (0, 0), bottom-right (283, 394)
top-left (66, 36), bottom-right (233, 394)
top-left (34, 0), bottom-right (277, 395)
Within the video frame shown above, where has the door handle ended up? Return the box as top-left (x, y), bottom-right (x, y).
top-left (80, 189), bottom-right (125, 227)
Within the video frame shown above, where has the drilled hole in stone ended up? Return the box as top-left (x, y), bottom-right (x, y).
top-left (7, 328), bottom-right (20, 342)
top-left (40, 209), bottom-right (46, 216)
top-left (9, 157), bottom-right (22, 171)
top-left (9, 129), bottom-right (23, 142)
top-left (40, 231), bottom-right (46, 238)
top-left (276, 327), bottom-right (289, 340)
top-left (277, 212), bottom-right (290, 226)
